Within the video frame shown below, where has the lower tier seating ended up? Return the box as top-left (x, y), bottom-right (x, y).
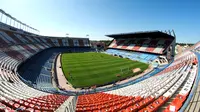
top-left (106, 49), bottom-right (158, 63)
top-left (0, 80), bottom-right (71, 112)
top-left (76, 51), bottom-right (198, 112)
top-left (17, 47), bottom-right (93, 93)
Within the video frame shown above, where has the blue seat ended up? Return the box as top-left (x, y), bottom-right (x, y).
top-left (106, 49), bottom-right (158, 63)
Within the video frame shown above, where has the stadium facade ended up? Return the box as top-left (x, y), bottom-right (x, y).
top-left (0, 9), bottom-right (200, 112)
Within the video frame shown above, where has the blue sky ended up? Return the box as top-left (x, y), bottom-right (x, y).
top-left (0, 0), bottom-right (199, 43)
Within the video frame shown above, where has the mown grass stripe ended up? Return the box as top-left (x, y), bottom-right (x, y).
top-left (64, 61), bottom-right (137, 72)
top-left (62, 56), bottom-right (124, 64)
top-left (62, 58), bottom-right (126, 66)
top-left (69, 62), bottom-right (144, 77)
top-left (61, 52), bottom-right (148, 88)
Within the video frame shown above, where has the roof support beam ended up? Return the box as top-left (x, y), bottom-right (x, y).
top-left (0, 9), bottom-right (39, 34)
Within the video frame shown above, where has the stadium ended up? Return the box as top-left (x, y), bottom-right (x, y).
top-left (0, 2), bottom-right (200, 112)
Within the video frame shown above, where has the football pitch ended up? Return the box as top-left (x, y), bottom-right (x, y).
top-left (61, 52), bottom-right (148, 88)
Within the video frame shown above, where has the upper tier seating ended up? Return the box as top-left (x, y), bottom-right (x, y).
top-left (108, 38), bottom-right (173, 54)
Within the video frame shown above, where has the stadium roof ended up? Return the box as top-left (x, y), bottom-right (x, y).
top-left (0, 9), bottom-right (39, 33)
top-left (106, 30), bottom-right (175, 39)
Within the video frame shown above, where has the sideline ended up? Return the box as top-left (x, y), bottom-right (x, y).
top-left (55, 53), bottom-right (76, 90)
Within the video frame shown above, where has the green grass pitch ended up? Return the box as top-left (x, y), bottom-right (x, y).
top-left (61, 52), bottom-right (148, 88)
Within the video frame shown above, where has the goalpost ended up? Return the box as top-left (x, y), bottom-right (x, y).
top-left (120, 67), bottom-right (131, 74)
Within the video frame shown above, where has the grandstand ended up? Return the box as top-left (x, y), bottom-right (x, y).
top-left (0, 9), bottom-right (200, 112)
top-left (106, 31), bottom-right (176, 66)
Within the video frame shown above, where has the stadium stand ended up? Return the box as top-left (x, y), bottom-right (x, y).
top-left (0, 27), bottom-right (199, 111)
top-left (107, 33), bottom-right (174, 54)
top-left (106, 31), bottom-right (176, 66)
top-left (0, 12), bottom-right (91, 110)
top-left (106, 49), bottom-right (158, 63)
top-left (0, 9), bottom-right (200, 111)
top-left (76, 50), bottom-right (198, 112)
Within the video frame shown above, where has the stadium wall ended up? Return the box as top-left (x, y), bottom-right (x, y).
top-left (53, 53), bottom-right (60, 87)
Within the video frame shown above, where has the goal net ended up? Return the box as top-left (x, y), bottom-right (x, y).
top-left (120, 67), bottom-right (131, 74)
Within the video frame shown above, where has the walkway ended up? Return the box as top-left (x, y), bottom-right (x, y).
top-left (184, 82), bottom-right (200, 112)
top-left (56, 54), bottom-right (75, 90)
top-left (184, 52), bottom-right (200, 112)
